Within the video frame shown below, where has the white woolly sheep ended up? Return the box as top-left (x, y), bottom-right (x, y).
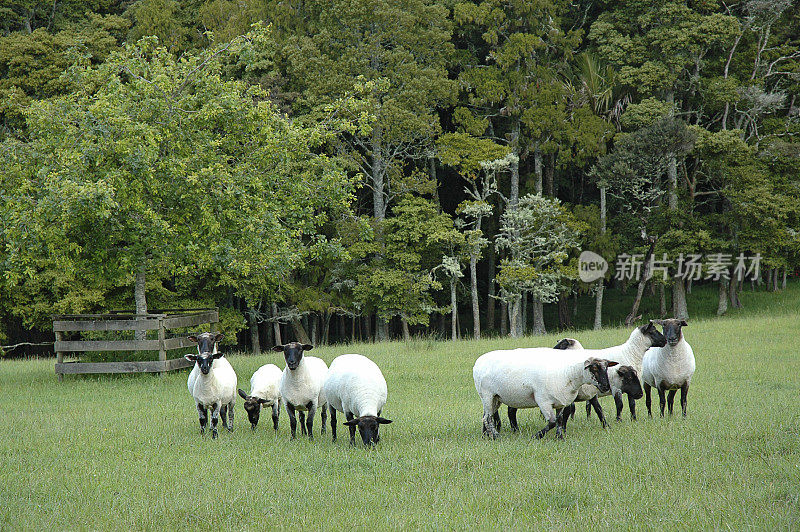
top-left (274, 342), bottom-right (328, 440)
top-left (185, 332), bottom-right (237, 439)
top-left (322, 354), bottom-right (391, 446)
top-left (473, 348), bottom-right (618, 440)
top-left (642, 319), bottom-right (695, 417)
top-left (238, 363), bottom-right (282, 431)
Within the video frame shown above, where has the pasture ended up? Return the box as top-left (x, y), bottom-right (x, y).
top-left (2, 287), bottom-right (800, 530)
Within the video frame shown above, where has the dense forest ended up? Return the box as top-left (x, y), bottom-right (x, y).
top-left (1, 0), bottom-right (798, 353)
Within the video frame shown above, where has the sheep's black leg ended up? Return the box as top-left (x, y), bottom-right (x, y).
top-left (644, 382), bottom-right (652, 417)
top-left (197, 404), bottom-right (208, 436)
top-left (320, 404), bottom-right (327, 435)
top-left (346, 412), bottom-right (357, 445)
top-left (628, 394), bottom-right (637, 421)
top-left (535, 405), bottom-right (558, 439)
top-left (329, 406), bottom-right (337, 442)
top-left (299, 412), bottom-right (307, 435)
top-left (271, 403), bottom-right (280, 431)
top-left (589, 397), bottom-right (608, 428)
top-left (226, 402), bottom-right (234, 432)
top-left (585, 401), bottom-right (592, 419)
top-left (570, 403), bottom-right (576, 420)
top-left (220, 404), bottom-right (228, 430)
top-left (306, 404), bottom-right (316, 441)
top-left (210, 404), bottom-right (220, 439)
top-left (680, 383), bottom-right (689, 417)
top-left (492, 411), bottom-right (502, 431)
top-left (657, 386), bottom-right (667, 417)
top-left (508, 407), bottom-right (519, 432)
top-left (287, 403), bottom-right (298, 439)
top-left (614, 393), bottom-right (624, 421)
top-left (557, 404), bottom-right (573, 434)
top-left (667, 389), bottom-right (677, 416)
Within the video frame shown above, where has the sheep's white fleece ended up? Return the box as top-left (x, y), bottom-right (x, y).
top-left (642, 338), bottom-right (695, 390)
top-left (249, 364), bottom-right (282, 406)
top-left (187, 356), bottom-right (237, 408)
top-left (323, 354), bottom-right (387, 418)
top-left (473, 349), bottom-right (598, 416)
top-left (279, 356), bottom-right (328, 411)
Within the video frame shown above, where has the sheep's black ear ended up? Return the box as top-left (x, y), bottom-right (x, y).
top-left (377, 417), bottom-right (392, 424)
top-left (553, 339), bottom-right (570, 350)
top-left (184, 354), bottom-right (198, 362)
top-left (343, 418), bottom-right (359, 427)
top-left (302, 344), bottom-right (313, 351)
top-left (606, 361), bottom-right (619, 367)
top-left (214, 333), bottom-right (225, 343)
top-left (680, 320), bottom-right (688, 327)
top-left (238, 389), bottom-right (248, 400)
top-left (187, 335), bottom-right (199, 343)
top-left (211, 352), bottom-right (224, 359)
top-left (272, 345), bottom-right (285, 352)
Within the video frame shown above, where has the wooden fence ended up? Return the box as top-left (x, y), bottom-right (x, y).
top-left (53, 308), bottom-right (219, 380)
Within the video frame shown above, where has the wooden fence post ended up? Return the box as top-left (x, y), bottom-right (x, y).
top-left (158, 317), bottom-right (166, 376)
top-left (55, 331), bottom-right (64, 382)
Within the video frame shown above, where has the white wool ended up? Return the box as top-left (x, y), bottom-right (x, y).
top-left (187, 356), bottom-right (237, 409)
top-left (249, 364), bottom-right (282, 407)
top-left (642, 338), bottom-right (695, 391)
top-left (279, 356), bottom-right (328, 412)
top-left (323, 354), bottom-right (387, 418)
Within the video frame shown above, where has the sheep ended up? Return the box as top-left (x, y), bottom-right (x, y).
top-left (238, 363), bottom-right (282, 431)
top-left (322, 354), bottom-right (391, 446)
top-left (274, 342), bottom-right (328, 440)
top-left (185, 332), bottom-right (237, 439)
top-left (473, 347), bottom-right (618, 440)
top-left (495, 338), bottom-right (585, 432)
top-left (642, 319), bottom-right (695, 417)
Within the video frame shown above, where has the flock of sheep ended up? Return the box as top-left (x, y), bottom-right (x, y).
top-left (183, 318), bottom-right (695, 445)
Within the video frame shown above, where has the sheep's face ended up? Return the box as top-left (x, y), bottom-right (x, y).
top-left (188, 332), bottom-right (225, 356)
top-left (655, 319), bottom-right (687, 347)
top-left (616, 365), bottom-right (643, 399)
top-left (583, 358), bottom-right (618, 393)
top-left (273, 342), bottom-right (313, 371)
top-left (554, 338), bottom-right (583, 350)
top-left (639, 321), bottom-right (667, 347)
top-left (184, 352), bottom-right (223, 375)
top-left (238, 389), bottom-right (267, 429)
top-left (344, 415), bottom-right (392, 446)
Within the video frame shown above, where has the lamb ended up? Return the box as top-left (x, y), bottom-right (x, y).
top-left (322, 354), bottom-right (391, 446)
top-left (185, 332), bottom-right (237, 439)
top-left (274, 342), bottom-right (328, 440)
top-left (473, 347), bottom-right (618, 440)
top-left (642, 319), bottom-right (695, 417)
top-left (238, 363), bottom-right (282, 431)
top-left (495, 338), bottom-right (585, 432)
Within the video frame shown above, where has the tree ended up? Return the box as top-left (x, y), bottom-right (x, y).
top-left (0, 36), bottom-right (354, 333)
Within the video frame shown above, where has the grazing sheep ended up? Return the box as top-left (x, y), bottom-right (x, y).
top-left (496, 338), bottom-right (585, 432)
top-left (238, 363), bottom-right (282, 431)
top-left (274, 342), bottom-right (328, 440)
top-left (473, 347), bottom-right (618, 440)
top-left (642, 319), bottom-right (695, 417)
top-left (185, 332), bottom-right (237, 439)
top-left (323, 354), bottom-right (391, 446)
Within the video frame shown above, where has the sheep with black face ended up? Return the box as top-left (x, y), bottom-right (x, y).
top-left (642, 319), bottom-right (695, 417)
top-left (322, 354), bottom-right (391, 446)
top-left (185, 332), bottom-right (237, 439)
top-left (238, 363), bottom-right (282, 431)
top-left (275, 342), bottom-right (328, 440)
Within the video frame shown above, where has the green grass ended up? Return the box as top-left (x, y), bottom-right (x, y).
top-left (2, 284), bottom-right (800, 530)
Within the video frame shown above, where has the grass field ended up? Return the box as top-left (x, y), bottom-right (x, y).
top-left (2, 284), bottom-right (800, 530)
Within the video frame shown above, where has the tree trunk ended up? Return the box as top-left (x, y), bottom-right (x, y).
top-left (659, 283), bottom-right (667, 317)
top-left (717, 278), bottom-right (729, 316)
top-left (557, 295), bottom-right (571, 330)
top-left (686, 278), bottom-right (693, 294)
top-left (544, 152), bottom-right (555, 197)
top-left (521, 292), bottom-right (528, 335)
top-left (533, 143), bottom-right (543, 195)
top-left (782, 268), bottom-right (787, 290)
top-left (364, 314), bottom-right (372, 342)
top-left (134, 262), bottom-right (148, 342)
top-left (401, 316), bottom-right (411, 342)
top-left (531, 298), bottom-right (545, 335)
top-left (486, 242), bottom-right (496, 331)
top-left (249, 311), bottom-right (261, 356)
top-left (773, 268), bottom-right (779, 291)
top-left (510, 119), bottom-right (520, 207)
top-left (666, 91), bottom-right (679, 210)
top-left (271, 303), bottom-right (282, 346)
top-left (500, 300), bottom-right (508, 336)
top-left (470, 254), bottom-right (480, 340)
top-left (729, 277), bottom-right (742, 308)
top-left (626, 239), bottom-right (657, 326)
top-left (509, 298), bottom-right (521, 338)
top-left (291, 318), bottom-right (311, 345)
top-left (450, 278), bottom-right (458, 342)
top-left (673, 278), bottom-right (689, 320)
top-left (594, 281), bottom-right (604, 330)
